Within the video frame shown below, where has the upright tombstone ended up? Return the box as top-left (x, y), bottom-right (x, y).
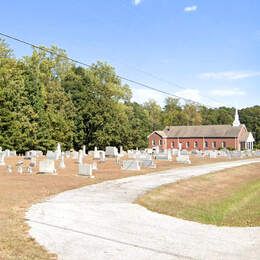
top-left (55, 143), bottom-right (62, 160)
top-left (60, 153), bottom-right (66, 169)
top-left (209, 151), bottom-right (217, 159)
top-left (92, 161), bottom-right (98, 170)
top-left (0, 152), bottom-right (5, 166)
top-left (178, 143), bottom-right (182, 157)
top-left (100, 151), bottom-right (106, 162)
top-left (105, 146), bottom-right (118, 157)
top-left (72, 151), bottom-right (79, 160)
top-left (17, 166), bottom-right (23, 174)
top-left (7, 165), bottom-right (12, 174)
top-left (139, 159), bottom-right (156, 168)
top-left (30, 157), bottom-right (37, 168)
top-left (78, 150), bottom-right (83, 164)
top-left (38, 159), bottom-right (56, 174)
top-left (154, 146), bottom-right (160, 154)
top-left (46, 151), bottom-right (56, 160)
top-left (65, 151), bottom-right (71, 158)
top-left (82, 145), bottom-right (86, 156)
top-left (176, 155), bottom-right (191, 164)
top-left (93, 147), bottom-right (100, 160)
top-left (121, 160), bottom-right (141, 171)
top-left (255, 151), bottom-right (260, 157)
top-left (78, 164), bottom-right (94, 178)
top-left (156, 152), bottom-right (172, 161)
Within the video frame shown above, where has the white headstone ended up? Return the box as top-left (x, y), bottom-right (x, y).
top-left (93, 147), bottom-right (100, 160)
top-left (17, 166), bottom-right (23, 174)
top-left (78, 150), bottom-right (83, 164)
top-left (78, 164), bottom-right (94, 177)
top-left (105, 146), bottom-right (118, 157)
top-left (100, 151), bottom-right (106, 162)
top-left (56, 143), bottom-right (62, 159)
top-left (60, 153), bottom-right (65, 168)
top-left (176, 155), bottom-right (191, 164)
top-left (7, 165), bottom-right (12, 174)
top-left (0, 153), bottom-right (5, 166)
top-left (72, 151), bottom-right (79, 160)
top-left (121, 160), bottom-right (140, 171)
top-left (82, 145), bottom-right (86, 156)
top-left (39, 159), bottom-right (56, 174)
top-left (92, 162), bottom-right (98, 170)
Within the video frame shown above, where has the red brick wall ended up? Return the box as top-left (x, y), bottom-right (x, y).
top-left (148, 132), bottom-right (166, 150)
top-left (165, 138), bottom-right (237, 151)
top-left (148, 134), bottom-right (237, 151)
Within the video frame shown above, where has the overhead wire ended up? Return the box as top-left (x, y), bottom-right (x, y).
top-left (0, 32), bottom-right (221, 108)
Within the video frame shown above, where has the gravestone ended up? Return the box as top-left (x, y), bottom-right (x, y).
top-left (0, 153), bottom-right (5, 166)
top-left (5, 149), bottom-right (10, 157)
top-left (121, 160), bottom-right (140, 171)
top-left (60, 153), bottom-right (65, 169)
top-left (46, 151), bottom-right (56, 160)
top-left (9, 151), bottom-right (16, 156)
top-left (176, 155), bottom-right (191, 164)
top-left (93, 147), bottom-right (100, 160)
top-left (254, 151), bottom-right (260, 157)
top-left (92, 162), bottom-right (98, 170)
top-left (209, 151), bottom-right (217, 159)
top-left (139, 159), bottom-right (156, 168)
top-left (27, 167), bottom-right (33, 174)
top-left (72, 151), bottom-right (79, 160)
top-left (65, 151), bottom-right (71, 158)
top-left (7, 165), bottom-right (12, 174)
top-left (39, 159), bottom-right (56, 174)
top-left (30, 157), bottom-right (37, 168)
top-left (17, 166), bottom-right (23, 174)
top-left (105, 146), bottom-right (118, 157)
top-left (78, 150), bottom-right (83, 164)
top-left (55, 143), bottom-right (62, 160)
top-left (82, 145), bottom-right (86, 156)
top-left (156, 151), bottom-right (172, 161)
top-left (78, 164), bottom-right (94, 178)
top-left (100, 151), bottom-right (106, 162)
top-left (181, 150), bottom-right (189, 155)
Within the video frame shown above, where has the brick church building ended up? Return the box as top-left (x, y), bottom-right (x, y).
top-left (148, 110), bottom-right (255, 151)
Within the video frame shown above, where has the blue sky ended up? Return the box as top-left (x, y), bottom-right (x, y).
top-left (0, 0), bottom-right (259, 108)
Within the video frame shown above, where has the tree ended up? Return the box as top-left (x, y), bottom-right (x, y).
top-left (143, 100), bottom-right (162, 131)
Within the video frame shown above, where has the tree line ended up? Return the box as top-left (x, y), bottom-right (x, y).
top-left (0, 39), bottom-right (259, 153)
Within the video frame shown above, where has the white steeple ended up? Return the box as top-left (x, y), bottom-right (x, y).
top-left (232, 109), bottom-right (240, 127)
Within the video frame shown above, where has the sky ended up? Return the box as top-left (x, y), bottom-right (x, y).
top-left (0, 0), bottom-right (259, 108)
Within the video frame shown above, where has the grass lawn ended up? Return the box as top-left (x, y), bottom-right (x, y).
top-left (0, 155), bottom-right (238, 259)
top-left (136, 163), bottom-right (260, 227)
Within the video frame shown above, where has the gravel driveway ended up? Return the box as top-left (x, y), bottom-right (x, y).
top-left (26, 159), bottom-right (260, 259)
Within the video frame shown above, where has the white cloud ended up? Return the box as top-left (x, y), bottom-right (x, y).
top-left (131, 87), bottom-right (224, 108)
top-left (131, 87), bottom-right (166, 106)
top-left (199, 71), bottom-right (260, 80)
top-left (132, 0), bottom-right (142, 6)
top-left (175, 88), bottom-right (201, 102)
top-left (210, 88), bottom-right (246, 97)
top-left (184, 5), bottom-right (198, 12)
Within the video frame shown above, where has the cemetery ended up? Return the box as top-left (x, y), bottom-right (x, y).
top-left (0, 113), bottom-right (258, 259)
top-left (0, 143), bottom-right (259, 259)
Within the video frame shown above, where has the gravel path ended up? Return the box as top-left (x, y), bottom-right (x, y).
top-left (26, 159), bottom-right (260, 260)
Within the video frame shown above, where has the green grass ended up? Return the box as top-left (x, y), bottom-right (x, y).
top-left (180, 180), bottom-right (260, 226)
top-left (137, 164), bottom-right (260, 227)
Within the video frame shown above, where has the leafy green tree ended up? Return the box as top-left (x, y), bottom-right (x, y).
top-left (143, 100), bottom-right (162, 131)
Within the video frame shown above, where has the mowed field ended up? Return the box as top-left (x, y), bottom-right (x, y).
top-left (137, 163), bottom-right (260, 227)
top-left (0, 155), bottom-right (255, 259)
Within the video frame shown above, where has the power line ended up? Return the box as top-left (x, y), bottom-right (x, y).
top-left (0, 31), bottom-right (216, 108)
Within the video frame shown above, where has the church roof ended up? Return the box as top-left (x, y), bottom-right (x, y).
top-left (160, 125), bottom-right (245, 138)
